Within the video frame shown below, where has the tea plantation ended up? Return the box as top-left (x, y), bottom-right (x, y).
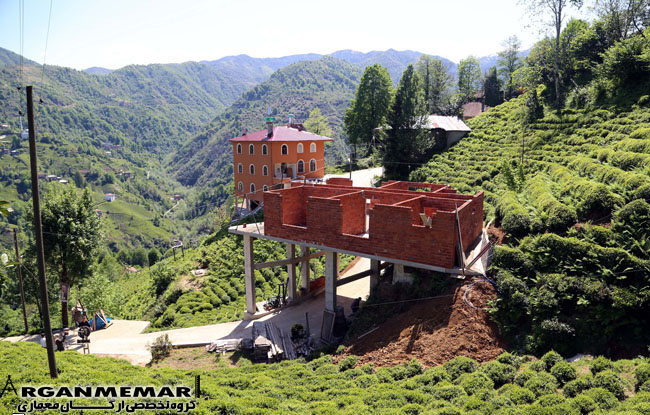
top-left (411, 94), bottom-right (650, 356)
top-left (1, 341), bottom-right (649, 414)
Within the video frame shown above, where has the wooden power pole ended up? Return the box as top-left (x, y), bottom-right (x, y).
top-left (12, 228), bottom-right (28, 333)
top-left (26, 85), bottom-right (57, 378)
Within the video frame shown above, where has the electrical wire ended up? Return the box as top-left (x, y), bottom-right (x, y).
top-left (39, 0), bottom-right (54, 103)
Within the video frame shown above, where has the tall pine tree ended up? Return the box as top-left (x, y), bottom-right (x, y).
top-left (383, 65), bottom-right (427, 179)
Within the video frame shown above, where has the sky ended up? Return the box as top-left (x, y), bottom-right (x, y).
top-left (0, 0), bottom-right (589, 70)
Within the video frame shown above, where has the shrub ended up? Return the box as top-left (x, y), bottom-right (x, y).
top-left (515, 370), bottom-right (537, 386)
top-left (590, 356), bottom-right (614, 375)
top-left (569, 394), bottom-right (596, 414)
top-left (550, 361), bottom-right (577, 385)
top-left (529, 360), bottom-right (547, 372)
top-left (338, 356), bottom-right (359, 372)
top-left (481, 361), bottom-right (517, 387)
top-left (593, 370), bottom-right (625, 400)
top-left (430, 381), bottom-right (468, 401)
top-left (413, 366), bottom-right (450, 386)
top-left (457, 372), bottom-right (494, 395)
top-left (147, 334), bottom-right (171, 362)
top-left (541, 350), bottom-right (563, 371)
top-left (498, 384), bottom-right (536, 405)
top-left (634, 364), bottom-right (650, 389)
top-left (582, 387), bottom-right (618, 410)
top-left (496, 352), bottom-right (520, 367)
top-left (524, 372), bottom-right (559, 397)
top-left (563, 376), bottom-right (593, 398)
top-left (443, 356), bottom-right (478, 380)
top-left (639, 380), bottom-right (650, 392)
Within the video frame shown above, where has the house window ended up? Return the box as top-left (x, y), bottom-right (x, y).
top-left (238, 163), bottom-right (243, 174)
top-left (297, 143), bottom-right (304, 153)
top-left (249, 144), bottom-right (254, 155)
top-left (249, 164), bottom-right (255, 175)
top-left (263, 165), bottom-right (268, 176)
top-left (238, 181), bottom-right (243, 192)
top-left (310, 159), bottom-right (316, 172)
top-left (263, 185), bottom-right (269, 192)
top-left (310, 142), bottom-right (316, 152)
top-left (237, 144), bottom-right (242, 154)
top-left (281, 144), bottom-right (288, 155)
top-left (262, 144), bottom-right (268, 155)
top-left (297, 159), bottom-right (304, 173)
top-left (250, 183), bottom-right (256, 193)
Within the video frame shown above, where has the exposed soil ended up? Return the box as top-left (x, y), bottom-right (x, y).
top-left (342, 279), bottom-right (506, 368)
top-left (487, 224), bottom-right (507, 245)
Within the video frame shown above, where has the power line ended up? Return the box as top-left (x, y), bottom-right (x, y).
top-left (39, 0), bottom-right (54, 103)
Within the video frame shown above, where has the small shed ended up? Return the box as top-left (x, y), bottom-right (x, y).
top-left (422, 115), bottom-right (471, 149)
top-left (104, 193), bottom-right (116, 202)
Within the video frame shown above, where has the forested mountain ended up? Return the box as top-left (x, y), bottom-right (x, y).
top-left (170, 57), bottom-right (363, 190)
top-left (0, 47), bottom-right (253, 252)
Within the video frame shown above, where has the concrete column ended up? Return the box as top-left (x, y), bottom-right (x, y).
top-left (325, 251), bottom-right (338, 312)
top-left (243, 235), bottom-right (257, 317)
top-left (301, 245), bottom-right (310, 294)
top-left (286, 243), bottom-right (297, 302)
top-left (393, 263), bottom-right (414, 285)
top-left (370, 259), bottom-right (380, 290)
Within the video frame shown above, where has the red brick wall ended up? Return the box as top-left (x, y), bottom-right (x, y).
top-left (326, 177), bottom-right (353, 186)
top-left (261, 182), bottom-right (484, 270)
top-left (338, 192), bottom-right (366, 235)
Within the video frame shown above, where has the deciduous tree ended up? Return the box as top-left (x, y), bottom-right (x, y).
top-left (303, 108), bottom-right (332, 137)
top-left (344, 64), bottom-right (393, 158)
top-left (457, 56), bottom-right (483, 99)
top-left (498, 36), bottom-right (523, 99)
top-left (522, 0), bottom-right (583, 106)
top-left (32, 185), bottom-right (102, 328)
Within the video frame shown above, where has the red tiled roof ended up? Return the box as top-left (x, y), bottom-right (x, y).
top-left (462, 102), bottom-right (490, 118)
top-left (229, 125), bottom-right (333, 142)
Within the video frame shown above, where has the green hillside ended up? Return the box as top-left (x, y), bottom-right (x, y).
top-left (169, 57), bottom-right (363, 190)
top-left (411, 89), bottom-right (650, 357)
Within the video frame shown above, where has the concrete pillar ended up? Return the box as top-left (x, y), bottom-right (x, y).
top-left (325, 251), bottom-right (338, 312)
top-left (301, 245), bottom-right (310, 294)
top-left (243, 235), bottom-right (257, 317)
top-left (286, 243), bottom-right (297, 302)
top-left (370, 259), bottom-right (380, 290)
top-left (393, 263), bottom-right (414, 285)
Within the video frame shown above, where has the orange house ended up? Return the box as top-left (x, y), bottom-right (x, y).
top-left (230, 119), bottom-right (332, 209)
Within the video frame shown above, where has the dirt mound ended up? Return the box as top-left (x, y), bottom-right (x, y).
top-left (343, 279), bottom-right (505, 368)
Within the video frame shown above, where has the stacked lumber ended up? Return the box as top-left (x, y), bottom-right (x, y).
top-left (205, 338), bottom-right (242, 354)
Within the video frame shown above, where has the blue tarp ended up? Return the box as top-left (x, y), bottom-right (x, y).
top-left (89, 314), bottom-right (111, 330)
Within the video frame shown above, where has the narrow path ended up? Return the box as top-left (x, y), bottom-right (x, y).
top-left (2, 258), bottom-right (373, 365)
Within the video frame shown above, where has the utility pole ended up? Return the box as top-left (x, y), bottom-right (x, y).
top-left (12, 229), bottom-right (28, 333)
top-left (26, 86), bottom-right (57, 378)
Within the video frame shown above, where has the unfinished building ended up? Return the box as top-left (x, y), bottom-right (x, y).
top-left (230, 180), bottom-right (486, 318)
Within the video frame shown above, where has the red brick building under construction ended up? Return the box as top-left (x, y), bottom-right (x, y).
top-left (230, 178), bottom-right (486, 317)
top-left (263, 180), bottom-right (484, 270)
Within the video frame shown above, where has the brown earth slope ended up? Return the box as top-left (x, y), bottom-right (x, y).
top-left (343, 279), bottom-right (505, 367)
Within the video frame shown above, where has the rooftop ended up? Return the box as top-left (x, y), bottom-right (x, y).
top-left (229, 125), bottom-right (333, 142)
